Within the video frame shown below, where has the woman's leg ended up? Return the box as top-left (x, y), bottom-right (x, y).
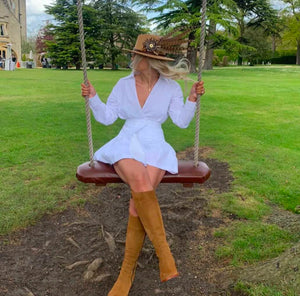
top-left (131, 190), bottom-right (178, 282)
top-left (114, 159), bottom-right (178, 282)
top-left (113, 159), bottom-right (154, 192)
top-left (114, 160), bottom-right (165, 216)
top-left (108, 213), bottom-right (145, 296)
top-left (108, 160), bottom-right (161, 295)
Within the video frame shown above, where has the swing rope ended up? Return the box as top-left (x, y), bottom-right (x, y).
top-left (77, 0), bottom-right (94, 167)
top-left (194, 0), bottom-right (207, 167)
top-left (76, 0), bottom-right (207, 170)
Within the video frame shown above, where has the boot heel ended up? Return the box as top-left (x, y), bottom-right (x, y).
top-left (161, 272), bottom-right (179, 282)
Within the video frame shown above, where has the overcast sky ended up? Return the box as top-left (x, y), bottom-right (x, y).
top-left (26, 0), bottom-right (287, 37)
top-left (26, 0), bottom-right (54, 36)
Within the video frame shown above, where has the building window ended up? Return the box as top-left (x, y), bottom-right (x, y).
top-left (0, 24), bottom-right (7, 36)
top-left (0, 50), bottom-right (6, 58)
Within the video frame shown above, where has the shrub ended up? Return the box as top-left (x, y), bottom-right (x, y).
top-left (270, 55), bottom-right (296, 64)
top-left (213, 55), bottom-right (221, 66)
top-left (269, 50), bottom-right (297, 64)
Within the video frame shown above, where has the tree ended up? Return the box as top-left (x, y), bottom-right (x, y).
top-left (45, 0), bottom-right (146, 69)
top-left (230, 0), bottom-right (279, 65)
top-left (45, 0), bottom-right (100, 69)
top-left (203, 0), bottom-right (239, 69)
top-left (132, 0), bottom-right (244, 71)
top-left (21, 36), bottom-right (36, 55)
top-left (133, 0), bottom-right (217, 72)
top-left (281, 0), bottom-right (300, 64)
top-left (91, 0), bottom-right (147, 69)
top-left (35, 24), bottom-right (54, 55)
top-left (243, 26), bottom-right (273, 63)
top-left (132, 0), bottom-right (202, 72)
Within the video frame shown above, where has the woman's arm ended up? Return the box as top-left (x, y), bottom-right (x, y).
top-left (168, 81), bottom-right (205, 128)
top-left (81, 81), bottom-right (119, 126)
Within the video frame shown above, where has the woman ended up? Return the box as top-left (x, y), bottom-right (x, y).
top-left (81, 34), bottom-right (205, 296)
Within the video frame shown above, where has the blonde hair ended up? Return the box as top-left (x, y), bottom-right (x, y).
top-left (131, 54), bottom-right (191, 81)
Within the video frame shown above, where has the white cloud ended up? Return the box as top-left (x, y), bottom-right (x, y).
top-left (270, 0), bottom-right (286, 10)
top-left (26, 0), bottom-right (54, 36)
top-left (26, 0), bottom-right (54, 15)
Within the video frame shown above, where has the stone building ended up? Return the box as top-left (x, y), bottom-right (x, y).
top-left (0, 0), bottom-right (26, 63)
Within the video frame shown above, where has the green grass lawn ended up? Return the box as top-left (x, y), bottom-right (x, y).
top-left (199, 66), bottom-right (300, 213)
top-left (1, 66), bottom-right (299, 273)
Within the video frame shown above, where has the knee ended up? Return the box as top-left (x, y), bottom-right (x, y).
top-left (129, 171), bottom-right (153, 192)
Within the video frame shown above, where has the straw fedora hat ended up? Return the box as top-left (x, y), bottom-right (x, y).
top-left (125, 34), bottom-right (175, 61)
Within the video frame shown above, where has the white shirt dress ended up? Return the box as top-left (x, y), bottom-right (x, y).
top-left (89, 72), bottom-right (196, 174)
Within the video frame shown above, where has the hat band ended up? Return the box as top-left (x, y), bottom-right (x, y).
top-left (133, 48), bottom-right (166, 57)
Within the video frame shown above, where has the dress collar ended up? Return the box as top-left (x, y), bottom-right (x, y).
top-left (127, 70), bottom-right (167, 81)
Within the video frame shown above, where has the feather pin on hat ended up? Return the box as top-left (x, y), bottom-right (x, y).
top-left (125, 31), bottom-right (189, 61)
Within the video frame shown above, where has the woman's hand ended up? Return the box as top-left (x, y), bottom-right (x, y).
top-left (81, 81), bottom-right (97, 99)
top-left (188, 81), bottom-right (205, 102)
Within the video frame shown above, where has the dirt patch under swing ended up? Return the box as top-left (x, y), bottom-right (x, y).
top-left (0, 149), bottom-right (250, 296)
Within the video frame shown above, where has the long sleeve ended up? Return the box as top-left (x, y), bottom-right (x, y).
top-left (88, 85), bottom-right (119, 126)
top-left (168, 82), bottom-right (196, 128)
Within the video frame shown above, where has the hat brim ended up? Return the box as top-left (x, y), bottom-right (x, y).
top-left (124, 49), bottom-right (175, 61)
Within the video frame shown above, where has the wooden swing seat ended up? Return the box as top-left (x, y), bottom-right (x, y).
top-left (76, 160), bottom-right (211, 187)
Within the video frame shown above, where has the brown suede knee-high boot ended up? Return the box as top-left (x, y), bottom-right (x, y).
top-left (131, 190), bottom-right (179, 282)
top-left (108, 214), bottom-right (145, 296)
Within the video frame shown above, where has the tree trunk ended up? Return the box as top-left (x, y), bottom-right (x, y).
top-left (237, 15), bottom-right (245, 66)
top-left (238, 56), bottom-right (243, 66)
top-left (110, 32), bottom-right (116, 70)
top-left (272, 35), bottom-right (276, 53)
top-left (204, 48), bottom-right (214, 70)
top-left (111, 54), bottom-right (116, 70)
top-left (187, 31), bottom-right (197, 73)
top-left (297, 40), bottom-right (300, 65)
top-left (203, 20), bottom-right (216, 70)
top-left (187, 47), bottom-right (197, 73)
